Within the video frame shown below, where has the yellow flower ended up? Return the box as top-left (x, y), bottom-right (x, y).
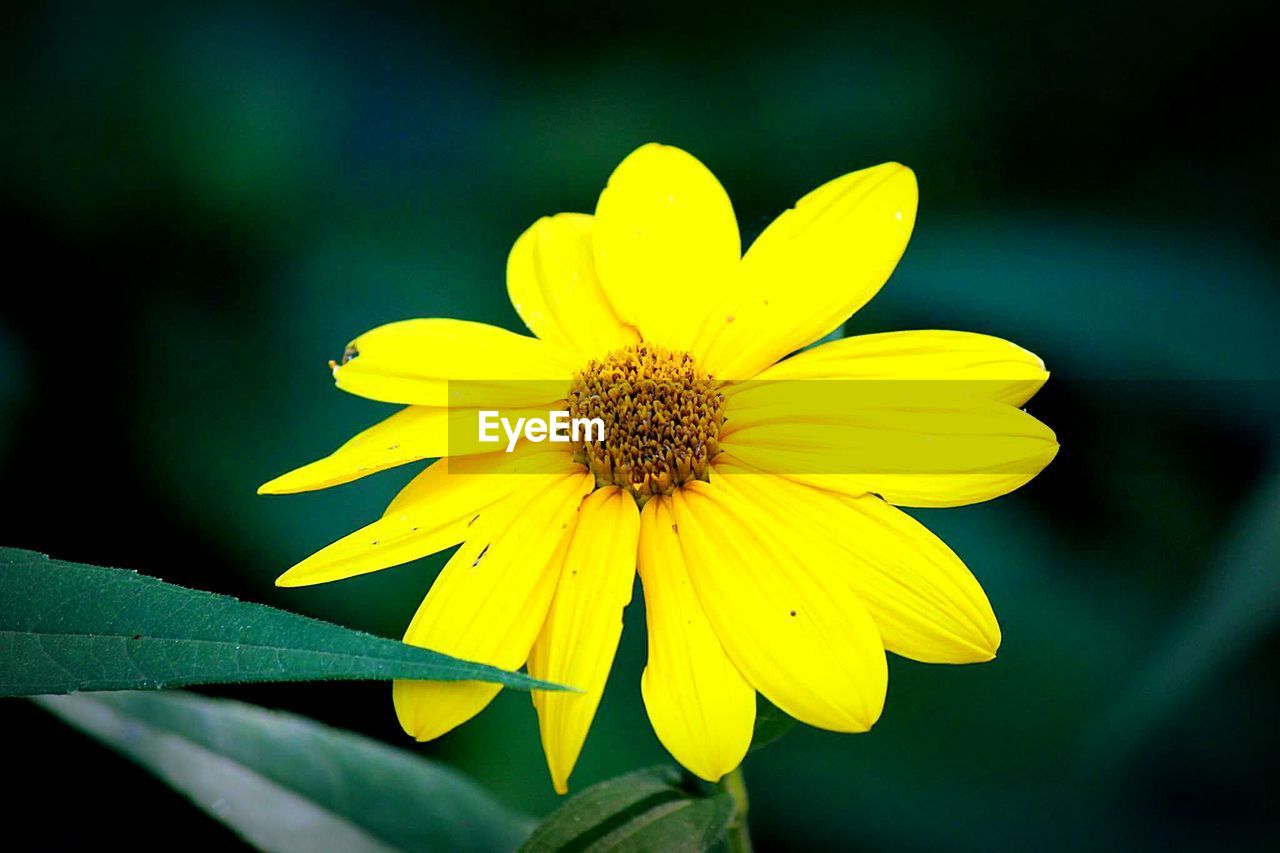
top-left (260, 144), bottom-right (1057, 793)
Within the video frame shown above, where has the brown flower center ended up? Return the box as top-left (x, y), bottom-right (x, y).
top-left (567, 343), bottom-right (725, 504)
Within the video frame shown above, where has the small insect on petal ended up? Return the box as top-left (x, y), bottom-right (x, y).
top-left (330, 343), bottom-right (361, 376)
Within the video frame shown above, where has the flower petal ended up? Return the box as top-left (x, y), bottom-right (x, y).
top-left (637, 495), bottom-right (755, 782)
top-left (258, 407), bottom-right (448, 495)
top-left (275, 446), bottom-right (579, 587)
top-left (528, 487), bottom-right (640, 793)
top-left (333, 319), bottom-right (579, 407)
top-left (507, 213), bottom-right (640, 358)
top-left (713, 461), bottom-right (999, 663)
top-left (735, 330), bottom-right (1049, 407)
top-left (259, 403), bottom-right (571, 495)
top-left (393, 471), bottom-right (594, 742)
top-left (720, 396), bottom-right (1057, 507)
top-left (697, 163), bottom-right (918, 379)
top-left (593, 144), bottom-right (741, 352)
top-left (670, 481), bottom-right (887, 732)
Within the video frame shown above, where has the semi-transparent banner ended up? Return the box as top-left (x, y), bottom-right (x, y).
top-left (442, 379), bottom-right (1058, 476)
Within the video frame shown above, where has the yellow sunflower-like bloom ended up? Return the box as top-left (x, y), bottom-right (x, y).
top-left (260, 144), bottom-right (1057, 793)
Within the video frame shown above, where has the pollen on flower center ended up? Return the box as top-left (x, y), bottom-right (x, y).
top-left (567, 343), bottom-right (725, 504)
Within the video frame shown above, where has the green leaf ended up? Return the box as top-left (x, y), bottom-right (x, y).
top-left (35, 691), bottom-right (532, 852)
top-left (749, 695), bottom-right (799, 753)
top-left (0, 548), bottom-right (565, 695)
top-left (1083, 465), bottom-right (1280, 768)
top-left (893, 217), bottom-right (1280, 420)
top-left (521, 766), bottom-right (735, 853)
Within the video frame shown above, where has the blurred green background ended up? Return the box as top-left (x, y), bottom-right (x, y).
top-left (3, 0), bottom-right (1278, 849)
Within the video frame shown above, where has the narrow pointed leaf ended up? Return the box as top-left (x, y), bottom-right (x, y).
top-left (522, 766), bottom-right (735, 853)
top-left (0, 548), bottom-right (565, 694)
top-left (749, 695), bottom-right (799, 753)
top-left (1083, 466), bottom-right (1280, 767)
top-left (36, 691), bottom-right (533, 852)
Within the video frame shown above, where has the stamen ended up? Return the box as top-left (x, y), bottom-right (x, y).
top-left (567, 343), bottom-right (725, 504)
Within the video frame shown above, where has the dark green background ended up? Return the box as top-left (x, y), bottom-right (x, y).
top-left (2, 1), bottom-right (1277, 849)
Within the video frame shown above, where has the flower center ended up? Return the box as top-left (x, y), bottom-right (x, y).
top-left (567, 343), bottom-right (725, 504)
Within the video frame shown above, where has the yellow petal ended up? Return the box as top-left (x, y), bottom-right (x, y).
top-left (333, 318), bottom-right (579, 407)
top-left (713, 461), bottom-right (999, 663)
top-left (735, 330), bottom-right (1049, 407)
top-left (528, 487), bottom-right (640, 794)
top-left (670, 481), bottom-right (887, 732)
top-left (697, 163), bottom-right (918, 379)
top-left (720, 396), bottom-right (1058, 507)
top-left (258, 406), bottom-right (449, 495)
top-left (275, 446), bottom-right (579, 587)
top-left (593, 144), bottom-right (741, 352)
top-left (394, 471), bottom-right (594, 742)
top-left (637, 496), bottom-right (754, 782)
top-left (507, 213), bottom-right (640, 358)
top-left (258, 403), bottom-right (575, 495)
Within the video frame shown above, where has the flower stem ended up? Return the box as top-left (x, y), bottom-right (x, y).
top-left (720, 766), bottom-right (754, 853)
